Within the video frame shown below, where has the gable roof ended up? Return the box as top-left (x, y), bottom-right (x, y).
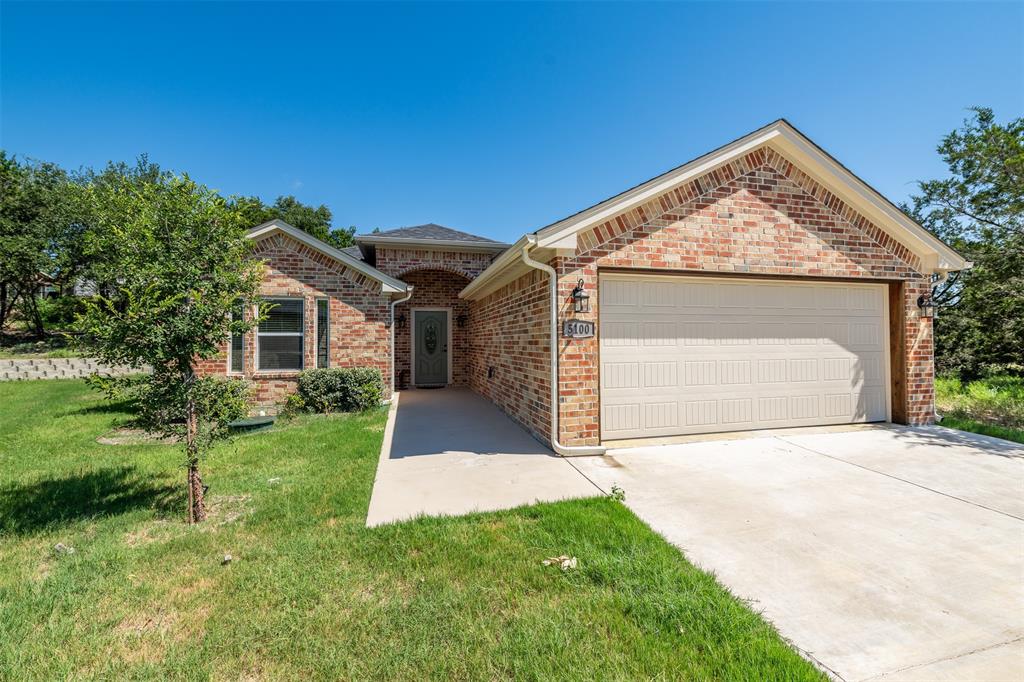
top-left (360, 223), bottom-right (500, 243)
top-left (462, 119), bottom-right (969, 300)
top-left (340, 245), bottom-right (364, 262)
top-left (355, 223), bottom-right (509, 253)
top-left (247, 220), bottom-right (408, 293)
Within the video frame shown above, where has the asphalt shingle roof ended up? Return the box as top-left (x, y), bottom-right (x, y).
top-left (359, 223), bottom-right (500, 244)
top-left (340, 245), bottom-right (364, 261)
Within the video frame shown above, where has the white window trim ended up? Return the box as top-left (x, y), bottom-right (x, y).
top-left (257, 297), bottom-right (305, 372)
top-left (409, 307), bottom-right (452, 387)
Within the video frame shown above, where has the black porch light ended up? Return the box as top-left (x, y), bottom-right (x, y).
top-left (916, 294), bottom-right (936, 319)
top-left (571, 279), bottom-right (590, 314)
top-left (456, 313), bottom-right (468, 328)
top-left (395, 313), bottom-right (407, 329)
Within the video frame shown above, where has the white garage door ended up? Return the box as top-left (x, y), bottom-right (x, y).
top-left (600, 274), bottom-right (889, 439)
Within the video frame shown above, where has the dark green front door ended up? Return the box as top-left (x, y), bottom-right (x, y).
top-left (414, 310), bottom-right (448, 386)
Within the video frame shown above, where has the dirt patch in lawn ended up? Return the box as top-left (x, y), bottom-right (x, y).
top-left (97, 428), bottom-right (179, 446)
top-left (124, 494), bottom-right (253, 547)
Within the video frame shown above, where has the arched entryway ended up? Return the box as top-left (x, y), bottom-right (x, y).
top-left (394, 268), bottom-right (472, 389)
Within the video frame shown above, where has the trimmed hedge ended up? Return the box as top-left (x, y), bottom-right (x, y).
top-left (295, 367), bottom-right (384, 413)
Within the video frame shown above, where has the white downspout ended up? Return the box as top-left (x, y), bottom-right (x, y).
top-left (520, 236), bottom-right (606, 457)
top-left (389, 286), bottom-right (414, 400)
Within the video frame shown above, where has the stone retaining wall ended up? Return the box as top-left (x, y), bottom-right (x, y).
top-left (0, 358), bottom-right (147, 381)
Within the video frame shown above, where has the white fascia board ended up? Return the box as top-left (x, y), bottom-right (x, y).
top-left (770, 128), bottom-right (967, 272)
top-left (532, 120), bottom-right (968, 273)
top-left (247, 220), bottom-right (408, 293)
top-left (535, 126), bottom-right (783, 249)
top-left (459, 235), bottom-right (531, 300)
top-left (356, 236), bottom-right (510, 253)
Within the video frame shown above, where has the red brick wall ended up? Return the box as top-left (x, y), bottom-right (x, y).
top-left (903, 279), bottom-right (935, 424)
top-left (197, 233), bottom-right (392, 408)
top-left (393, 269), bottom-right (472, 388)
top-left (468, 268), bottom-right (552, 443)
top-left (552, 147), bottom-right (936, 445)
top-left (376, 247), bottom-right (494, 280)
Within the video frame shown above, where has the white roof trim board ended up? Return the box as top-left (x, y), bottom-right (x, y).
top-left (247, 220), bottom-right (408, 293)
top-left (462, 120), bottom-right (969, 300)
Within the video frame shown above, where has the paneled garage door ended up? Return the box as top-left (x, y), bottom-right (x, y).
top-left (600, 274), bottom-right (889, 439)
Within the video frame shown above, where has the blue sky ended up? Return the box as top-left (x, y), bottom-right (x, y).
top-left (2, 2), bottom-right (1022, 243)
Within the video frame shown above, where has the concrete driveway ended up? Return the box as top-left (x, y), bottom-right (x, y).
top-left (365, 389), bottom-right (600, 526)
top-left (573, 425), bottom-right (1024, 682)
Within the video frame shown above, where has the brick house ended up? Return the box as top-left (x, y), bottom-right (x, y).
top-left (204, 120), bottom-right (968, 454)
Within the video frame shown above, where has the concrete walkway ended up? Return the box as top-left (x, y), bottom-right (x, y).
top-left (573, 425), bottom-right (1024, 682)
top-left (365, 388), bottom-right (600, 526)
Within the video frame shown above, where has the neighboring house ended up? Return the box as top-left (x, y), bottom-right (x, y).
top-left (198, 120), bottom-right (969, 453)
top-left (36, 272), bottom-right (99, 299)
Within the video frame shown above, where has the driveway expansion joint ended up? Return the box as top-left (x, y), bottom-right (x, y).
top-left (774, 435), bottom-right (1024, 522)
top-left (857, 635), bottom-right (1024, 681)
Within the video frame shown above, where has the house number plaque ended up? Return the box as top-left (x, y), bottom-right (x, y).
top-left (562, 319), bottom-right (595, 338)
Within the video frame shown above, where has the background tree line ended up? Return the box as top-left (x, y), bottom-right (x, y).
top-left (0, 154), bottom-right (354, 338)
top-left (903, 108), bottom-right (1023, 379)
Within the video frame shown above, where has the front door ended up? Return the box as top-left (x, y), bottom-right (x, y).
top-left (414, 310), bottom-right (448, 387)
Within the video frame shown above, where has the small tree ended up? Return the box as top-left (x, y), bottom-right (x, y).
top-left (76, 168), bottom-right (264, 523)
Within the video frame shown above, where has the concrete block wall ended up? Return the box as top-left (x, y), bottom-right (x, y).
top-left (0, 357), bottom-right (147, 381)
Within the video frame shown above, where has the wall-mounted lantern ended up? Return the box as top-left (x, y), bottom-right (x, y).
top-left (571, 279), bottom-right (590, 314)
top-left (456, 313), bottom-right (468, 328)
top-left (917, 294), bottom-right (936, 318)
top-left (395, 313), bottom-right (407, 329)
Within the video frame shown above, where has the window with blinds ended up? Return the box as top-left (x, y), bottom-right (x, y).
top-left (258, 298), bottom-right (304, 370)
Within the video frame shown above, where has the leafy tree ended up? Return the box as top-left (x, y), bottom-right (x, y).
top-left (0, 152), bottom-right (79, 336)
top-left (75, 168), bottom-right (264, 523)
top-left (61, 157), bottom-right (167, 300)
top-left (905, 108), bottom-right (1023, 378)
top-left (228, 194), bottom-right (356, 249)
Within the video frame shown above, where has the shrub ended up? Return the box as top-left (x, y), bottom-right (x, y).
top-left (936, 374), bottom-right (1024, 428)
top-left (86, 373), bottom-right (251, 434)
top-left (295, 367), bottom-right (383, 413)
top-left (37, 296), bottom-right (93, 329)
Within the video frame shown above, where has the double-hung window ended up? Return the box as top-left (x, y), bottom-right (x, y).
top-left (258, 298), bottom-right (304, 371)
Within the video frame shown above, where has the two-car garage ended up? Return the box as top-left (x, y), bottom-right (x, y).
top-left (599, 273), bottom-right (890, 440)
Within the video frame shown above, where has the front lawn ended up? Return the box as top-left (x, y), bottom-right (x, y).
top-left (936, 374), bottom-right (1024, 444)
top-left (0, 380), bottom-right (821, 680)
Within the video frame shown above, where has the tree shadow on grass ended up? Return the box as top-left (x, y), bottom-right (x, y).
top-left (64, 399), bottom-right (137, 417)
top-left (0, 466), bottom-right (180, 536)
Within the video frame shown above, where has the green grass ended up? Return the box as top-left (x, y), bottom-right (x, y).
top-left (936, 374), bottom-right (1024, 444)
top-left (0, 380), bottom-right (821, 680)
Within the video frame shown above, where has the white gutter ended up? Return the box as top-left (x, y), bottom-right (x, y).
top-left (520, 236), bottom-right (606, 457)
top-left (389, 286), bottom-right (414, 398)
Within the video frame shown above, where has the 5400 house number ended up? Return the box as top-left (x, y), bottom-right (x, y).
top-left (562, 319), bottom-right (595, 338)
